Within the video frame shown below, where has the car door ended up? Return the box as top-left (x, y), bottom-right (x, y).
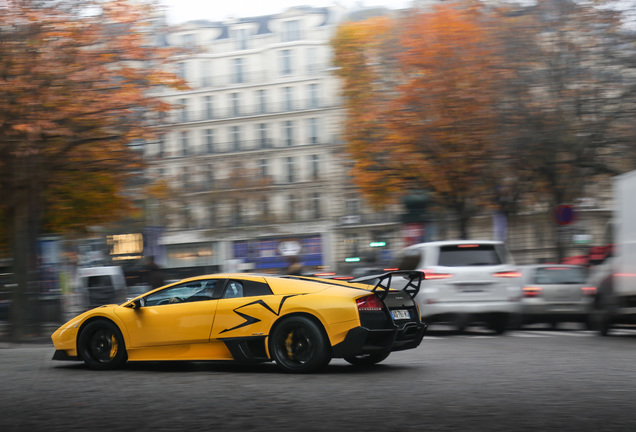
top-left (210, 276), bottom-right (275, 340)
top-left (115, 278), bottom-right (222, 348)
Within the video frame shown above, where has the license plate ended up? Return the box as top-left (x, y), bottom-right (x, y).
top-left (391, 309), bottom-right (410, 320)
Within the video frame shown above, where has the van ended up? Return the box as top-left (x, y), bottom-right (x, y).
top-left (77, 266), bottom-right (127, 310)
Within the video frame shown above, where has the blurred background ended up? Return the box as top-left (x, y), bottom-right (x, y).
top-left (1, 0), bottom-right (635, 339)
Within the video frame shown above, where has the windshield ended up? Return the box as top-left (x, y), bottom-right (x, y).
top-left (437, 244), bottom-right (504, 266)
top-left (533, 267), bottom-right (587, 284)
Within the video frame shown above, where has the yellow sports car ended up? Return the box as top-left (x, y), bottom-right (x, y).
top-left (51, 271), bottom-right (426, 373)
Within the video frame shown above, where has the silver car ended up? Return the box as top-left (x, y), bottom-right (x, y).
top-left (393, 240), bottom-right (522, 334)
top-left (518, 264), bottom-right (595, 329)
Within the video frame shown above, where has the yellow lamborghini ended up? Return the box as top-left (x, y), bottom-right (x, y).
top-left (51, 271), bottom-right (427, 373)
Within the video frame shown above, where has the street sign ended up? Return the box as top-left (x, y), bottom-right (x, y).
top-left (553, 204), bottom-right (576, 225)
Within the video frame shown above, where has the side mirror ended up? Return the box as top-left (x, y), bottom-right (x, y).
top-left (126, 298), bottom-right (143, 309)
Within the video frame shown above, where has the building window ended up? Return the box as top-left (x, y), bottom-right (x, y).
top-left (203, 129), bottom-right (214, 153)
top-left (308, 83), bottom-right (319, 108)
top-left (157, 134), bottom-right (165, 158)
top-left (258, 123), bottom-right (269, 148)
top-left (232, 201), bottom-right (243, 225)
top-left (176, 62), bottom-right (187, 80)
top-left (259, 158), bottom-right (268, 178)
top-left (286, 156), bottom-right (294, 183)
top-left (260, 197), bottom-right (270, 218)
top-left (233, 58), bottom-right (244, 84)
top-left (310, 154), bottom-right (319, 180)
top-left (208, 205), bottom-right (216, 227)
top-left (178, 98), bottom-right (188, 122)
top-left (180, 131), bottom-right (189, 156)
top-left (306, 47), bottom-right (318, 73)
top-left (282, 86), bottom-right (293, 111)
top-left (230, 92), bottom-right (240, 116)
top-left (181, 34), bottom-right (195, 47)
top-left (204, 95), bottom-right (213, 119)
top-left (308, 118), bottom-right (318, 144)
top-left (182, 166), bottom-right (190, 188)
top-left (288, 194), bottom-right (297, 220)
top-left (311, 192), bottom-right (321, 219)
top-left (231, 126), bottom-right (241, 151)
top-left (280, 49), bottom-right (292, 76)
top-left (282, 20), bottom-right (301, 42)
top-left (346, 196), bottom-right (360, 215)
top-left (206, 164), bottom-right (214, 185)
top-left (257, 89), bottom-right (267, 113)
top-left (201, 61), bottom-right (212, 87)
top-left (283, 120), bottom-right (293, 146)
top-left (233, 28), bottom-right (249, 50)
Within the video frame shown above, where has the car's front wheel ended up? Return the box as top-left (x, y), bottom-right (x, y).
top-left (269, 316), bottom-right (331, 373)
top-left (78, 320), bottom-right (127, 370)
top-left (344, 350), bottom-right (391, 366)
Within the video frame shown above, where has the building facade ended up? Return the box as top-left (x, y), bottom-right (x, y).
top-left (144, 6), bottom-right (403, 277)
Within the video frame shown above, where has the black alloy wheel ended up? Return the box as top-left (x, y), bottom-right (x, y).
top-left (269, 316), bottom-right (330, 373)
top-left (78, 320), bottom-right (128, 370)
top-left (344, 350), bottom-right (391, 366)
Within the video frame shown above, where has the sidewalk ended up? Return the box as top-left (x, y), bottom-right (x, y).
top-left (0, 321), bottom-right (57, 347)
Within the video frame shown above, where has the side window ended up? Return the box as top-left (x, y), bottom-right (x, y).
top-left (222, 280), bottom-right (273, 299)
top-left (223, 281), bottom-right (243, 299)
top-left (144, 280), bottom-right (218, 306)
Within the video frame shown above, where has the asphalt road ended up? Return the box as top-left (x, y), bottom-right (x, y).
top-left (1, 326), bottom-right (636, 432)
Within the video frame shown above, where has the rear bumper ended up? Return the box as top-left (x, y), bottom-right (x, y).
top-left (521, 302), bottom-right (590, 320)
top-left (331, 322), bottom-right (427, 358)
top-left (421, 301), bottom-right (521, 321)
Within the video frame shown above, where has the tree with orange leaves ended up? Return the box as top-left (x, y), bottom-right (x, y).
top-left (332, 2), bottom-right (507, 238)
top-left (0, 0), bottom-right (184, 339)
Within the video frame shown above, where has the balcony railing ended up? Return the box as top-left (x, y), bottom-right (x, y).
top-left (160, 98), bottom-right (339, 125)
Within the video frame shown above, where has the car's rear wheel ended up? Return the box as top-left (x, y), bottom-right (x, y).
top-left (78, 320), bottom-right (127, 370)
top-left (344, 350), bottom-right (391, 366)
top-left (269, 316), bottom-right (331, 373)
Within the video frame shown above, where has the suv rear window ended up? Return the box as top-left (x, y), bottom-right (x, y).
top-left (437, 244), bottom-right (503, 266)
top-left (533, 267), bottom-right (586, 284)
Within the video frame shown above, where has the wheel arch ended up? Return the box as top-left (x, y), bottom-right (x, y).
top-left (266, 312), bottom-right (333, 359)
top-left (76, 315), bottom-right (128, 351)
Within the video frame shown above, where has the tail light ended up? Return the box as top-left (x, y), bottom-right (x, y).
top-left (522, 286), bottom-right (542, 297)
top-left (356, 294), bottom-right (384, 311)
top-left (423, 270), bottom-right (453, 280)
top-left (494, 270), bottom-right (522, 278)
top-left (333, 276), bottom-right (354, 280)
top-left (582, 286), bottom-right (597, 295)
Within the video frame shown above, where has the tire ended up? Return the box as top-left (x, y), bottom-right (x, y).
top-left (489, 314), bottom-right (508, 335)
top-left (269, 316), bottom-right (331, 373)
top-left (78, 320), bottom-right (127, 370)
top-left (344, 350), bottom-right (391, 366)
top-left (592, 298), bottom-right (613, 336)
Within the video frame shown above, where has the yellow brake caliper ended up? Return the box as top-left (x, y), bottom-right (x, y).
top-left (285, 331), bottom-right (294, 360)
top-left (109, 335), bottom-right (118, 359)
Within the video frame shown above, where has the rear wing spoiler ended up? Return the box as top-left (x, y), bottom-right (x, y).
top-left (349, 270), bottom-right (424, 301)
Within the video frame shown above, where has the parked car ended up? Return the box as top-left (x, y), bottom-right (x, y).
top-left (518, 264), bottom-right (595, 328)
top-left (51, 271), bottom-right (427, 373)
top-left (392, 240), bottom-right (522, 334)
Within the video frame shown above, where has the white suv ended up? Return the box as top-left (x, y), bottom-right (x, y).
top-left (393, 240), bottom-right (522, 334)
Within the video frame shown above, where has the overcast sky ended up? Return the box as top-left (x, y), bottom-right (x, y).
top-left (160, 0), bottom-right (413, 24)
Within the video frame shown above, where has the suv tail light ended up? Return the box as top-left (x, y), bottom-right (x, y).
top-left (423, 270), bottom-right (453, 280)
top-left (522, 286), bottom-right (542, 297)
top-left (494, 270), bottom-right (522, 278)
top-left (582, 286), bottom-right (597, 295)
top-left (356, 294), bottom-right (384, 311)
